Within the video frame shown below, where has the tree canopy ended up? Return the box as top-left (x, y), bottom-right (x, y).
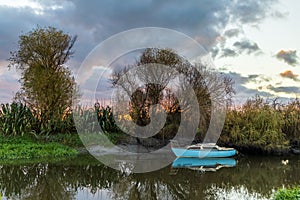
top-left (8, 26), bottom-right (78, 133)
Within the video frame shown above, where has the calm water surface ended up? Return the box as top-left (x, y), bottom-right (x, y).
top-left (0, 154), bottom-right (299, 200)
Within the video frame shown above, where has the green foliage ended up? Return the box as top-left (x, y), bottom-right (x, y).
top-left (280, 99), bottom-right (300, 145)
top-left (273, 187), bottom-right (300, 200)
top-left (95, 103), bottom-right (120, 133)
top-left (0, 102), bottom-right (76, 136)
top-left (73, 104), bottom-right (127, 144)
top-left (8, 26), bottom-right (78, 135)
top-left (221, 96), bottom-right (288, 150)
top-left (0, 102), bottom-right (37, 136)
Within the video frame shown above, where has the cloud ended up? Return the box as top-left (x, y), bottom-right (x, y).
top-left (224, 28), bottom-right (241, 38)
top-left (39, 0), bottom-right (280, 51)
top-left (226, 72), bottom-right (274, 104)
top-left (0, 0), bottom-right (281, 63)
top-left (210, 47), bottom-right (219, 59)
top-left (280, 70), bottom-right (299, 80)
top-left (267, 85), bottom-right (300, 94)
top-left (233, 40), bottom-right (261, 54)
top-left (229, 0), bottom-right (279, 24)
top-left (276, 50), bottom-right (298, 66)
top-left (218, 40), bottom-right (260, 57)
top-left (0, 67), bottom-right (20, 102)
top-left (0, 0), bottom-right (282, 102)
top-left (248, 74), bottom-right (259, 79)
top-left (220, 48), bottom-right (237, 57)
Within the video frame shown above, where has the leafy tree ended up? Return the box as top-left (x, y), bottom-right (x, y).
top-left (8, 26), bottom-right (77, 134)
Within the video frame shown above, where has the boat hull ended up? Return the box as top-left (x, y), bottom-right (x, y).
top-left (171, 147), bottom-right (236, 158)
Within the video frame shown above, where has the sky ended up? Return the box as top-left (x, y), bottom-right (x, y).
top-left (0, 0), bottom-right (299, 105)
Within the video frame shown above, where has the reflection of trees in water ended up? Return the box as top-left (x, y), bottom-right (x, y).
top-left (0, 156), bottom-right (120, 200)
top-left (21, 165), bottom-right (76, 200)
top-left (0, 156), bottom-right (299, 199)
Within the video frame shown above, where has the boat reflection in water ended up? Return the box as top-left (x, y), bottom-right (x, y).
top-left (172, 157), bottom-right (237, 172)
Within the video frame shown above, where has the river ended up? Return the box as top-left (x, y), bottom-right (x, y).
top-left (0, 154), bottom-right (299, 200)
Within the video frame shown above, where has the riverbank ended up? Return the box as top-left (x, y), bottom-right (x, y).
top-left (0, 135), bottom-right (79, 161)
top-left (2, 97), bottom-right (300, 159)
top-left (1, 132), bottom-right (299, 161)
top-left (103, 131), bottom-right (299, 156)
top-left (216, 142), bottom-right (293, 156)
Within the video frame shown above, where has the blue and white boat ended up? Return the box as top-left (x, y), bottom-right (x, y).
top-left (171, 143), bottom-right (237, 158)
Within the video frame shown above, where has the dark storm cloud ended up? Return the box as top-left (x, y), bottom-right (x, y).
top-left (39, 0), bottom-right (280, 53)
top-left (276, 50), bottom-right (298, 66)
top-left (233, 40), bottom-right (261, 54)
top-left (0, 0), bottom-right (280, 62)
top-left (50, 0), bottom-right (232, 49)
top-left (0, 0), bottom-right (281, 102)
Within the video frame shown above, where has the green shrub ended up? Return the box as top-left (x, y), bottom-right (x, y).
top-left (280, 99), bottom-right (300, 145)
top-left (221, 96), bottom-right (288, 150)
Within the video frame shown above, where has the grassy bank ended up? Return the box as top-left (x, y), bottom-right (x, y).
top-left (0, 136), bottom-right (78, 161)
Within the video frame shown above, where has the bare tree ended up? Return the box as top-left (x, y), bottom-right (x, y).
top-left (111, 48), bottom-right (234, 141)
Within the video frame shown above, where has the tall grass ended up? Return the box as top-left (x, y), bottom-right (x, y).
top-left (2, 96), bottom-right (300, 152)
top-left (0, 102), bottom-right (36, 136)
top-left (0, 102), bottom-right (121, 138)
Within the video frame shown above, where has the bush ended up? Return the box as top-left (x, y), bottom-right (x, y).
top-left (221, 96), bottom-right (288, 151)
top-left (280, 99), bottom-right (300, 146)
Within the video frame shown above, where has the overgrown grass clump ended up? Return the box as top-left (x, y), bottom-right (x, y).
top-left (273, 187), bottom-right (300, 200)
